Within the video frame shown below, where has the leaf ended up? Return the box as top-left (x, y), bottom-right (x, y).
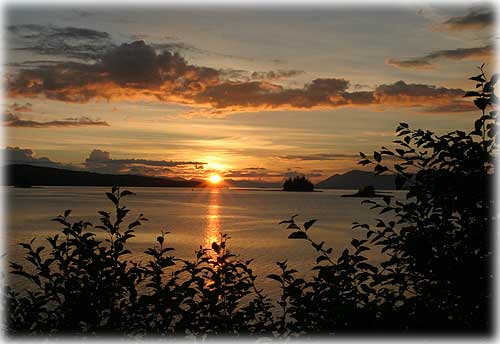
top-left (303, 219), bottom-right (317, 231)
top-left (316, 256), bottom-right (329, 264)
top-left (267, 274), bottom-right (283, 283)
top-left (360, 284), bottom-right (371, 294)
top-left (470, 74), bottom-right (485, 83)
top-left (98, 211), bottom-right (110, 218)
top-left (357, 246), bottom-right (370, 253)
top-left (383, 196), bottom-right (391, 205)
top-left (474, 98), bottom-right (489, 111)
top-left (311, 241), bottom-right (324, 251)
top-left (288, 231), bottom-right (307, 239)
top-left (374, 151), bottom-right (381, 163)
top-left (211, 242), bottom-right (220, 253)
top-left (120, 190), bottom-right (135, 197)
top-left (463, 91), bottom-right (480, 97)
top-left (64, 209), bottom-right (72, 218)
top-left (128, 220), bottom-right (141, 230)
top-left (106, 192), bottom-right (119, 205)
top-left (357, 262), bottom-right (374, 271)
top-left (374, 164), bottom-right (389, 176)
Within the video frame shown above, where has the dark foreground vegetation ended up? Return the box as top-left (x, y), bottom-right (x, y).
top-left (6, 69), bottom-right (496, 337)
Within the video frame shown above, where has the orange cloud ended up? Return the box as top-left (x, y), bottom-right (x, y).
top-left (8, 40), bottom-right (472, 116)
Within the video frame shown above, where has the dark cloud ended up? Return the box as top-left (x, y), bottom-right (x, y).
top-left (8, 60), bottom-right (65, 68)
top-left (9, 40), bottom-right (220, 102)
top-left (374, 80), bottom-right (464, 107)
top-left (279, 153), bottom-right (359, 161)
top-left (8, 24), bottom-right (114, 60)
top-left (10, 102), bottom-right (32, 112)
top-left (222, 167), bottom-right (322, 180)
top-left (150, 42), bottom-right (205, 55)
top-left (194, 78), bottom-right (356, 110)
top-left (440, 9), bottom-right (494, 31)
top-left (84, 149), bottom-right (206, 176)
top-left (386, 45), bottom-right (493, 69)
top-left (4, 113), bottom-right (109, 128)
top-left (72, 10), bottom-right (95, 18)
top-left (419, 101), bottom-right (477, 114)
top-left (223, 168), bottom-right (283, 179)
top-left (351, 83), bottom-right (372, 91)
top-left (8, 40), bottom-right (471, 115)
top-left (219, 69), bottom-right (248, 81)
top-left (250, 70), bottom-right (304, 80)
top-left (4, 146), bottom-right (74, 169)
top-left (4, 146), bottom-right (206, 177)
top-left (220, 69), bottom-right (304, 82)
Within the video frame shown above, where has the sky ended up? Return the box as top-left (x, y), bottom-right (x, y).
top-left (4, 4), bottom-right (497, 182)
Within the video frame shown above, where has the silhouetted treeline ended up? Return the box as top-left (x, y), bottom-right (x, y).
top-left (282, 176), bottom-right (314, 191)
top-left (7, 164), bottom-right (201, 187)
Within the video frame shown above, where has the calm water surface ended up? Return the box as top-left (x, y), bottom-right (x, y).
top-left (5, 187), bottom-right (405, 297)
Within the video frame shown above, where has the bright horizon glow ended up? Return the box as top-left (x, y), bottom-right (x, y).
top-left (208, 174), bottom-right (222, 184)
top-left (4, 6), bottom-right (491, 183)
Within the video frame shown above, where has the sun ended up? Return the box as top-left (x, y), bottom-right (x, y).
top-left (208, 174), bottom-right (222, 184)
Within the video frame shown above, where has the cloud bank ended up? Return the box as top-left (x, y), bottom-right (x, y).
top-left (386, 45), bottom-right (493, 69)
top-left (8, 24), bottom-right (114, 60)
top-left (4, 146), bottom-right (74, 169)
top-left (5, 113), bottom-right (109, 128)
top-left (440, 9), bottom-right (494, 31)
top-left (8, 40), bottom-right (473, 115)
top-left (84, 149), bottom-right (206, 176)
top-left (279, 153), bottom-right (359, 161)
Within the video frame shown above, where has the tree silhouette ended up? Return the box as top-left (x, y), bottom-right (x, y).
top-left (282, 176), bottom-right (314, 191)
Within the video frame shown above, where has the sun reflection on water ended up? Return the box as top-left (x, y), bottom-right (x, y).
top-left (204, 189), bottom-right (221, 254)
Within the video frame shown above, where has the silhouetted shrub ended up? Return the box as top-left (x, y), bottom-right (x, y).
top-left (7, 188), bottom-right (275, 336)
top-left (272, 65), bottom-right (496, 334)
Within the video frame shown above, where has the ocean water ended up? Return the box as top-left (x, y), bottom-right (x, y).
top-left (4, 186), bottom-right (406, 297)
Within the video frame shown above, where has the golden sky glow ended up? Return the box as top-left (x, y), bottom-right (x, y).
top-left (4, 6), bottom-right (495, 184)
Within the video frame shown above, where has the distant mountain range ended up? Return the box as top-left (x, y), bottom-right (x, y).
top-left (316, 170), bottom-right (400, 190)
top-left (7, 164), bottom-right (201, 188)
top-left (6, 164), bottom-right (401, 190)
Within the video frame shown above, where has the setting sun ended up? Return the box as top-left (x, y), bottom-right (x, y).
top-left (208, 174), bottom-right (222, 184)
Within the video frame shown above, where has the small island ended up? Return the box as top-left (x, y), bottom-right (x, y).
top-left (283, 176), bottom-right (314, 192)
top-left (341, 185), bottom-right (392, 198)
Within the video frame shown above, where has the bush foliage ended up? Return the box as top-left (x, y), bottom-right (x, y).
top-left (6, 68), bottom-right (496, 337)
